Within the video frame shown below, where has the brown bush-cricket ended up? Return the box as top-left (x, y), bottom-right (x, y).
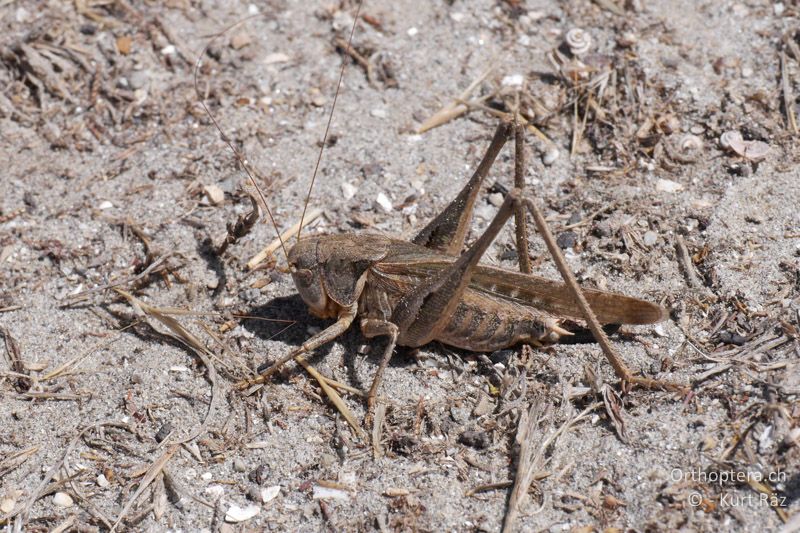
top-left (195, 3), bottom-right (684, 422)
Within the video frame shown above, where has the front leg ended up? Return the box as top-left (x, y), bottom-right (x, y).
top-left (236, 303), bottom-right (358, 389)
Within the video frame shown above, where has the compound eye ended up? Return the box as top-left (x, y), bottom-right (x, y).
top-left (295, 268), bottom-right (314, 286)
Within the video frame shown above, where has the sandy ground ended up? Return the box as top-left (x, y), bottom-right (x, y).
top-left (1, 0), bottom-right (799, 531)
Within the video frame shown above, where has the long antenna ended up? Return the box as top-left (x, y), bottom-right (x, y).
top-left (193, 15), bottom-right (289, 262)
top-left (296, 0), bottom-right (364, 244)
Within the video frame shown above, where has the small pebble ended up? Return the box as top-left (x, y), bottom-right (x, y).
top-left (53, 492), bottom-right (74, 508)
top-left (230, 32), bottom-right (252, 50)
top-left (341, 182), bottom-right (357, 200)
top-left (154, 423), bottom-right (173, 443)
top-left (203, 185), bottom-right (225, 205)
top-left (201, 472), bottom-right (213, 481)
top-left (407, 27), bottom-right (418, 37)
top-left (233, 458), bottom-right (247, 472)
top-left (543, 147), bottom-right (559, 166)
top-left (205, 484), bottom-right (225, 498)
top-left (375, 192), bottom-right (393, 213)
top-left (246, 484), bottom-right (261, 502)
top-left (643, 230), bottom-right (657, 246)
top-left (501, 73), bottom-right (524, 88)
top-left (160, 45), bottom-right (176, 55)
top-left (98, 200), bottom-right (113, 210)
top-left (370, 107), bottom-right (387, 119)
top-left (128, 70), bottom-right (148, 90)
top-left (655, 178), bottom-right (683, 193)
top-left (0, 498), bottom-right (14, 513)
top-left (248, 464), bottom-right (271, 485)
top-left (458, 430), bottom-right (491, 449)
top-left (556, 231), bottom-right (577, 249)
top-left (488, 192), bottom-right (504, 207)
top-left (97, 473), bottom-right (110, 488)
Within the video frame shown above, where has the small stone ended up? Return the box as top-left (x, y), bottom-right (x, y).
top-left (318, 453), bottom-right (337, 468)
top-left (116, 35), bottom-right (132, 55)
top-left (230, 32), bottom-right (252, 50)
top-left (556, 231), bottom-right (577, 249)
top-left (501, 74), bottom-right (524, 88)
top-left (128, 70), bottom-right (150, 91)
top-left (263, 52), bottom-right (290, 65)
top-left (160, 45), bottom-right (176, 55)
top-left (246, 484), bottom-right (261, 502)
top-left (567, 212), bottom-right (582, 225)
top-left (224, 503), bottom-right (260, 523)
top-left (375, 192), bottom-right (393, 213)
top-left (370, 107), bottom-right (387, 119)
top-left (1, 498), bottom-right (15, 513)
top-left (458, 430), bottom-right (491, 449)
top-left (488, 192), bottom-right (504, 207)
top-left (201, 472), bottom-right (213, 481)
top-left (203, 185), bottom-right (225, 205)
top-left (15, 7), bottom-right (30, 23)
top-left (341, 182), bottom-right (357, 200)
top-left (233, 458), bottom-right (247, 472)
top-left (248, 464), bottom-right (270, 485)
top-left (784, 427), bottom-right (800, 447)
top-left (655, 178), bottom-right (683, 193)
top-left (643, 230), bottom-right (657, 246)
top-left (205, 484), bottom-right (225, 498)
top-left (542, 147), bottom-right (559, 166)
top-left (97, 473), bottom-right (110, 488)
top-left (155, 422), bottom-right (172, 443)
top-left (53, 492), bottom-right (74, 508)
top-left (98, 200), bottom-right (114, 210)
top-left (407, 27), bottom-right (418, 37)
top-left (775, 3), bottom-right (785, 16)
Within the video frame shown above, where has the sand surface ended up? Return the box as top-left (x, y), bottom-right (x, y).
top-left (1, 1), bottom-right (798, 531)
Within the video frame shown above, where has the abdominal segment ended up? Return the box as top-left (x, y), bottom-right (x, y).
top-left (435, 292), bottom-right (558, 352)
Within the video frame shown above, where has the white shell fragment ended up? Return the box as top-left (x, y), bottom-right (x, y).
top-left (655, 178), bottom-right (684, 193)
top-left (224, 503), bottom-right (260, 523)
top-left (565, 28), bottom-right (592, 56)
top-left (375, 192), bottom-right (393, 213)
top-left (719, 130), bottom-right (770, 161)
top-left (720, 130), bottom-right (745, 152)
top-left (312, 485), bottom-right (351, 501)
top-left (261, 485), bottom-right (281, 503)
top-left (53, 492), bottom-right (74, 508)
